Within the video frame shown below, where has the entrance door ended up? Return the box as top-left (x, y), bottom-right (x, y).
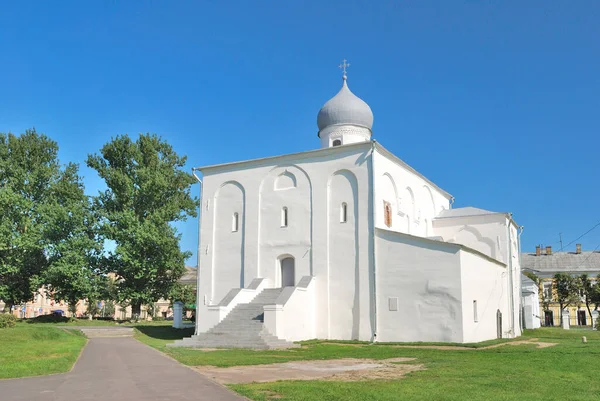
top-left (280, 257), bottom-right (295, 287)
top-left (544, 310), bottom-right (554, 327)
top-left (578, 310), bottom-right (587, 326)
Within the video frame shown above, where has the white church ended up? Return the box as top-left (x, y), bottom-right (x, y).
top-left (173, 63), bottom-right (523, 349)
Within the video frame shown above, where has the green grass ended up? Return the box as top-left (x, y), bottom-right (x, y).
top-left (135, 327), bottom-right (600, 400)
top-left (0, 326), bottom-right (87, 379)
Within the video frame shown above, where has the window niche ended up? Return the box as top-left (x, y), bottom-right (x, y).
top-left (332, 139), bottom-right (342, 147)
top-left (232, 212), bottom-right (239, 232)
top-left (281, 207), bottom-right (288, 228)
top-left (340, 202), bottom-right (348, 223)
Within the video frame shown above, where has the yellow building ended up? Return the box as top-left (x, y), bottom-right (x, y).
top-left (0, 266), bottom-right (197, 320)
top-left (522, 244), bottom-right (599, 327)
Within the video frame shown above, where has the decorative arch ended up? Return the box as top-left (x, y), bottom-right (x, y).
top-left (448, 225), bottom-right (497, 259)
top-left (211, 180), bottom-right (246, 303)
top-left (327, 169), bottom-right (360, 340)
top-left (402, 186), bottom-right (416, 219)
top-left (274, 170), bottom-right (297, 190)
top-left (381, 172), bottom-right (400, 216)
top-left (258, 164), bottom-right (313, 279)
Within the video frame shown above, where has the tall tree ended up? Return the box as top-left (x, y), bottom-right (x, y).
top-left (553, 273), bottom-right (579, 325)
top-left (43, 162), bottom-right (104, 318)
top-left (0, 129), bottom-right (100, 315)
top-left (0, 130), bottom-right (60, 311)
top-left (86, 134), bottom-right (197, 316)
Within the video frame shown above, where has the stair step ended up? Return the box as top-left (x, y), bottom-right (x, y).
top-left (168, 287), bottom-right (298, 350)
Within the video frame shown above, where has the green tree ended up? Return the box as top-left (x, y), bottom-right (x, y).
top-left (169, 283), bottom-right (196, 313)
top-left (553, 273), bottom-right (579, 325)
top-left (43, 163), bottom-right (104, 319)
top-left (0, 129), bottom-right (92, 312)
top-left (591, 275), bottom-right (600, 311)
top-left (579, 274), bottom-right (595, 321)
top-left (86, 134), bottom-right (197, 317)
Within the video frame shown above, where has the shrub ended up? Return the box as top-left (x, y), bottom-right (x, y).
top-left (0, 314), bottom-right (17, 328)
top-left (152, 316), bottom-right (165, 322)
top-left (29, 314), bottom-right (76, 324)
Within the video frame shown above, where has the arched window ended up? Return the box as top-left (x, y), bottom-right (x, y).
top-left (281, 207), bottom-right (288, 227)
top-left (232, 212), bottom-right (239, 232)
top-left (332, 139), bottom-right (342, 147)
top-left (340, 202), bottom-right (348, 223)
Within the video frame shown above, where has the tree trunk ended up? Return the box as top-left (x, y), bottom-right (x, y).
top-left (131, 302), bottom-right (142, 320)
top-left (586, 301), bottom-right (593, 325)
top-left (3, 302), bottom-right (13, 314)
top-left (559, 302), bottom-right (564, 326)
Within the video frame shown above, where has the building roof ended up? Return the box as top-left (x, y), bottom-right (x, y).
top-left (521, 251), bottom-right (600, 274)
top-left (317, 76), bottom-right (373, 133)
top-left (437, 206), bottom-right (506, 219)
top-left (521, 274), bottom-right (536, 286)
top-left (178, 266), bottom-right (197, 285)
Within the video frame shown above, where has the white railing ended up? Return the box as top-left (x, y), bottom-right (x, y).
top-left (199, 278), bottom-right (269, 332)
top-left (264, 276), bottom-right (315, 341)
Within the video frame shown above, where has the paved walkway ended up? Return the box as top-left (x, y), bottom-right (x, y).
top-left (0, 337), bottom-right (246, 401)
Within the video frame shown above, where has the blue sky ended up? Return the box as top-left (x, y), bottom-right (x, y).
top-left (1, 1), bottom-right (599, 264)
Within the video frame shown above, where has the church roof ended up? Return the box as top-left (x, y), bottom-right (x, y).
top-left (196, 140), bottom-right (454, 200)
top-left (436, 206), bottom-right (506, 219)
top-left (521, 251), bottom-right (600, 274)
top-left (317, 77), bottom-right (373, 133)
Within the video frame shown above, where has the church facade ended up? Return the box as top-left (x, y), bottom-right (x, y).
top-left (182, 69), bottom-right (523, 347)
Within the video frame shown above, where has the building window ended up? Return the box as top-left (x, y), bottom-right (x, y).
top-left (332, 139), bottom-right (342, 147)
top-left (281, 207), bottom-right (288, 227)
top-left (232, 212), bottom-right (239, 232)
top-left (340, 203), bottom-right (348, 223)
top-left (473, 300), bottom-right (478, 322)
top-left (383, 201), bottom-right (392, 227)
top-left (543, 282), bottom-right (552, 301)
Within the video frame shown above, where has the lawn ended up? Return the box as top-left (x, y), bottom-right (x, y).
top-left (0, 326), bottom-right (87, 379)
top-left (135, 327), bottom-right (600, 401)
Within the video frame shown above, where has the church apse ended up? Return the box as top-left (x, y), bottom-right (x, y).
top-left (258, 165), bottom-right (312, 286)
top-left (211, 181), bottom-right (246, 304)
top-left (327, 169), bottom-right (360, 340)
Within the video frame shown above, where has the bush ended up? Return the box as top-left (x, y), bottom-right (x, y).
top-left (0, 314), bottom-right (17, 328)
top-left (94, 316), bottom-right (115, 321)
top-left (152, 316), bottom-right (165, 321)
top-left (29, 314), bottom-right (76, 324)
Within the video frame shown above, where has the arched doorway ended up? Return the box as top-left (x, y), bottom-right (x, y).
top-left (280, 257), bottom-right (295, 287)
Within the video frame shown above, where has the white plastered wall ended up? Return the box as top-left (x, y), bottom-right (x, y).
top-left (373, 147), bottom-right (451, 237)
top-left (459, 249), bottom-right (508, 343)
top-left (196, 142), bottom-right (375, 340)
top-left (374, 229), bottom-right (464, 343)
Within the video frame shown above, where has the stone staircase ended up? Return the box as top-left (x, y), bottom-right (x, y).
top-left (169, 288), bottom-right (299, 349)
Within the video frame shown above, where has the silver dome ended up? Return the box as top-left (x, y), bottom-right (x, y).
top-left (317, 78), bottom-right (374, 133)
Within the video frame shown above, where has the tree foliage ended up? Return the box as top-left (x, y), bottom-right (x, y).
top-left (553, 273), bottom-right (580, 324)
top-left (0, 129), bottom-right (101, 314)
top-left (86, 134), bottom-right (197, 316)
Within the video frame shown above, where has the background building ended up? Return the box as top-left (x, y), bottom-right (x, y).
top-left (521, 244), bottom-right (599, 327)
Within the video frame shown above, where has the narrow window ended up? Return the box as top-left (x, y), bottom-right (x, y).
top-left (281, 207), bottom-right (288, 227)
top-left (340, 202), bottom-right (348, 223)
top-left (473, 300), bottom-right (478, 323)
top-left (332, 139), bottom-right (342, 147)
top-left (232, 212), bottom-right (239, 232)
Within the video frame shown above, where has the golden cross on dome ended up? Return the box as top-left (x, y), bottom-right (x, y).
top-left (338, 59), bottom-right (350, 79)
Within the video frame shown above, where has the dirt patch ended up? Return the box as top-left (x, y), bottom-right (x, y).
top-left (319, 338), bottom-right (558, 351)
top-left (194, 357), bottom-right (420, 384)
top-left (390, 338), bottom-right (557, 351)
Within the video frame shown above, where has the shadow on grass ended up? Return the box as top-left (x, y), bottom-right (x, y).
top-left (135, 325), bottom-right (194, 341)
